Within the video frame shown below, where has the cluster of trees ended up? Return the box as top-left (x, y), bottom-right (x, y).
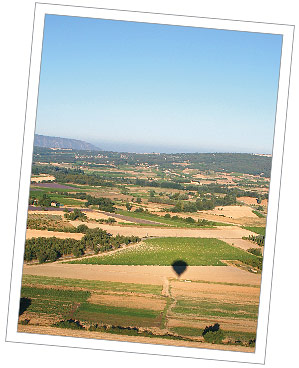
top-left (81, 228), bottom-right (140, 254)
top-left (86, 196), bottom-right (116, 212)
top-left (168, 194), bottom-right (237, 213)
top-left (29, 193), bottom-right (52, 207)
top-left (31, 163), bottom-right (113, 188)
top-left (33, 147), bottom-right (272, 177)
top-left (64, 209), bottom-right (87, 221)
top-left (61, 192), bottom-right (117, 212)
top-left (247, 248), bottom-right (262, 257)
top-left (202, 323), bottom-right (225, 344)
top-left (24, 228), bottom-right (141, 263)
top-left (55, 172), bottom-right (113, 187)
top-left (164, 213), bottom-right (216, 227)
top-left (148, 197), bottom-right (175, 205)
top-left (243, 234), bottom-right (265, 247)
top-left (135, 178), bottom-right (184, 190)
top-left (24, 237), bottom-right (84, 263)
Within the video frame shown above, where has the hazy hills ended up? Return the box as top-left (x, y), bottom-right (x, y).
top-left (34, 134), bottom-right (100, 151)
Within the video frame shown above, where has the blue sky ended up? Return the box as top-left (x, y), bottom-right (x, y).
top-left (35, 14), bottom-right (282, 153)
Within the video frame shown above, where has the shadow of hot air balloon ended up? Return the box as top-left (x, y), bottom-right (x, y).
top-left (171, 260), bottom-right (188, 278)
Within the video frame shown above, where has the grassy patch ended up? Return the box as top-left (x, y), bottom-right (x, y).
top-left (22, 275), bottom-right (162, 295)
top-left (21, 286), bottom-right (90, 302)
top-left (171, 326), bottom-right (203, 337)
top-left (75, 302), bottom-right (159, 319)
top-left (173, 299), bottom-right (258, 320)
top-left (27, 213), bottom-right (76, 232)
top-left (252, 210), bottom-right (266, 218)
top-left (74, 303), bottom-right (162, 327)
top-left (68, 237), bottom-right (262, 267)
top-left (242, 226), bottom-right (266, 236)
top-left (20, 286), bottom-right (91, 317)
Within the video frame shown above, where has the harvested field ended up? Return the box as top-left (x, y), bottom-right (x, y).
top-left (171, 280), bottom-right (260, 304)
top-left (66, 223), bottom-right (255, 238)
top-left (82, 211), bottom-right (132, 224)
top-left (22, 264), bottom-right (261, 286)
top-left (31, 175), bottom-right (55, 182)
top-left (224, 238), bottom-right (263, 251)
top-left (25, 229), bottom-right (84, 240)
top-left (203, 205), bottom-right (257, 219)
top-left (237, 197), bottom-right (259, 205)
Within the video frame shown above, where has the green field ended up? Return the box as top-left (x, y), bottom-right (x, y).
top-left (20, 286), bottom-right (91, 317)
top-left (30, 189), bottom-right (85, 205)
top-left (173, 299), bottom-right (258, 320)
top-left (252, 210), bottom-right (266, 218)
top-left (242, 226), bottom-right (266, 236)
top-left (73, 302), bottom-right (161, 327)
top-left (67, 237), bottom-right (262, 267)
top-left (22, 275), bottom-right (162, 295)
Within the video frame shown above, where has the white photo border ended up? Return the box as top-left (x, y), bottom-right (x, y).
top-left (5, 2), bottom-right (294, 364)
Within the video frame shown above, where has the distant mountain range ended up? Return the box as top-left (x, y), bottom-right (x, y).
top-left (34, 134), bottom-right (100, 151)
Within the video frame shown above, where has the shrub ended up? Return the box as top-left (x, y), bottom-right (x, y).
top-left (37, 251), bottom-right (48, 264)
top-left (202, 323), bottom-right (225, 344)
top-left (247, 248), bottom-right (262, 257)
top-left (52, 319), bottom-right (85, 330)
top-left (185, 217), bottom-right (196, 224)
top-left (64, 209), bottom-right (87, 221)
top-left (203, 330), bottom-right (225, 344)
top-left (76, 224), bottom-right (89, 233)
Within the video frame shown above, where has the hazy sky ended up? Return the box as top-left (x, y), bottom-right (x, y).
top-left (35, 14), bottom-right (282, 153)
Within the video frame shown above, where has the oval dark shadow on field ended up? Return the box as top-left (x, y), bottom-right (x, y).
top-left (171, 260), bottom-right (188, 277)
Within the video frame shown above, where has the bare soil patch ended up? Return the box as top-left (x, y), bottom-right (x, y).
top-left (224, 238), bottom-right (263, 252)
top-left (83, 211), bottom-right (132, 223)
top-left (237, 197), bottom-right (259, 205)
top-left (203, 205), bottom-right (257, 219)
top-left (26, 229), bottom-right (84, 240)
top-left (70, 224), bottom-right (254, 239)
top-left (31, 175), bottom-right (55, 182)
top-left (171, 281), bottom-right (260, 304)
top-left (22, 264), bottom-right (261, 286)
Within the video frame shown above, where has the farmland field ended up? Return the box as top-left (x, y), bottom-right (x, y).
top-left (19, 148), bottom-right (269, 351)
top-left (19, 274), bottom-right (259, 350)
top-left (67, 237), bottom-right (262, 270)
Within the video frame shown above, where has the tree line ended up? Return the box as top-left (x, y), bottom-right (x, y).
top-left (24, 228), bottom-right (140, 263)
